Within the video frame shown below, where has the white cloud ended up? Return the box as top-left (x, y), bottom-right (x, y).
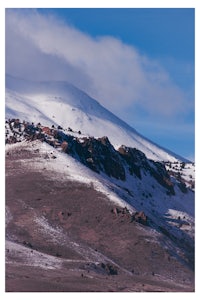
top-left (6, 9), bottom-right (193, 120)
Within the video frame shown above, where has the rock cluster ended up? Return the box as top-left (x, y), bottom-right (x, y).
top-left (5, 118), bottom-right (177, 194)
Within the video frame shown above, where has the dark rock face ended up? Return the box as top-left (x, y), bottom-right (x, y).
top-left (131, 211), bottom-right (148, 226)
top-left (61, 136), bottom-right (175, 193)
top-left (5, 118), bottom-right (125, 181)
top-left (118, 146), bottom-right (144, 179)
top-left (5, 119), bottom-right (178, 194)
top-left (59, 134), bottom-right (126, 180)
top-left (100, 263), bottom-right (118, 275)
top-left (118, 145), bottom-right (175, 195)
top-left (149, 161), bottom-right (175, 195)
top-left (76, 136), bottom-right (126, 180)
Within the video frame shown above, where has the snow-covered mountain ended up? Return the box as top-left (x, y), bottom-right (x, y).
top-left (5, 74), bottom-right (195, 291)
top-left (6, 74), bottom-right (188, 163)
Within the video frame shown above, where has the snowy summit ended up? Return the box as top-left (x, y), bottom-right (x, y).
top-left (6, 74), bottom-right (188, 163)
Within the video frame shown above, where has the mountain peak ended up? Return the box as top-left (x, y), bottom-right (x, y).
top-left (6, 75), bottom-right (188, 162)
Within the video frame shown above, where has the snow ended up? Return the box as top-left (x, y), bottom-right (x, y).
top-left (105, 162), bottom-right (194, 241)
top-left (165, 161), bottom-right (195, 190)
top-left (6, 240), bottom-right (63, 270)
top-left (6, 74), bottom-right (188, 163)
top-left (5, 140), bottom-right (194, 245)
top-left (5, 74), bottom-right (194, 251)
top-left (11, 140), bottom-right (134, 212)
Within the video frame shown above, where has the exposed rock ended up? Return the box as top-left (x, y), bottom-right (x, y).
top-left (118, 145), bottom-right (175, 195)
top-left (111, 207), bottom-right (132, 222)
top-left (131, 211), bottom-right (148, 226)
top-left (23, 241), bottom-right (33, 249)
top-left (5, 119), bottom-right (188, 196)
top-left (100, 263), bottom-right (118, 275)
top-left (61, 141), bottom-right (68, 153)
top-left (73, 136), bottom-right (126, 180)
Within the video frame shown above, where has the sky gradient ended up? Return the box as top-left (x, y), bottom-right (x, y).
top-left (5, 8), bottom-right (195, 160)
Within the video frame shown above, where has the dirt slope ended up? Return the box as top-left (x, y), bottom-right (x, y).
top-left (5, 142), bottom-right (194, 292)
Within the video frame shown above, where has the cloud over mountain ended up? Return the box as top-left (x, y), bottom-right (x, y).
top-left (6, 9), bottom-right (192, 120)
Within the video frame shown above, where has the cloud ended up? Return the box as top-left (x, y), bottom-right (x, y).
top-left (6, 9), bottom-right (193, 120)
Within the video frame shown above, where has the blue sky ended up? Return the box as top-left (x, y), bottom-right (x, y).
top-left (6, 8), bottom-right (195, 160)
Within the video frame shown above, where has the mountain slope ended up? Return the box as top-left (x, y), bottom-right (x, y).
top-left (6, 140), bottom-right (194, 292)
top-left (5, 75), bottom-right (194, 291)
top-left (5, 119), bottom-right (194, 261)
top-left (5, 74), bottom-right (188, 162)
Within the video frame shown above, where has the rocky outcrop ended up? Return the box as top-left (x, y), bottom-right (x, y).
top-left (118, 146), bottom-right (145, 179)
top-left (131, 211), bottom-right (148, 226)
top-left (5, 119), bottom-right (181, 194)
top-left (60, 135), bottom-right (126, 180)
top-left (118, 145), bottom-right (175, 195)
top-left (111, 207), bottom-right (148, 226)
top-left (100, 263), bottom-right (118, 275)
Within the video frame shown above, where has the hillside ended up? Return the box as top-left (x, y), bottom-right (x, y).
top-left (5, 75), bottom-right (195, 292)
top-left (6, 139), bottom-right (194, 292)
top-left (6, 74), bottom-right (188, 162)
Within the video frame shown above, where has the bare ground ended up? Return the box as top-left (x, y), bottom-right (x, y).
top-left (5, 142), bottom-right (194, 292)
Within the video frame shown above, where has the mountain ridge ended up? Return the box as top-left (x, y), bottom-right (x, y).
top-left (5, 74), bottom-right (189, 163)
